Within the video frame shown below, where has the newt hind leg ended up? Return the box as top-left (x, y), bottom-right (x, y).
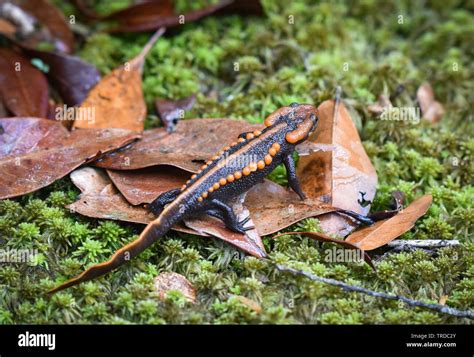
top-left (204, 199), bottom-right (254, 234)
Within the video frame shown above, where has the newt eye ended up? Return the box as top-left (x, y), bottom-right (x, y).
top-left (285, 112), bottom-right (318, 144)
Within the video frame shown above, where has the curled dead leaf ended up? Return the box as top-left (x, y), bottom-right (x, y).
top-left (107, 166), bottom-right (189, 206)
top-left (153, 272), bottom-right (196, 303)
top-left (94, 0), bottom-right (264, 33)
top-left (245, 180), bottom-right (337, 236)
top-left (417, 83), bottom-right (445, 123)
top-left (230, 295), bottom-right (262, 313)
top-left (1, 0), bottom-right (74, 53)
top-left (73, 28), bottom-right (165, 132)
top-left (94, 118), bottom-right (262, 172)
top-left (345, 195), bottom-right (433, 250)
top-left (0, 118), bottom-right (139, 199)
top-left (297, 99), bottom-right (378, 237)
top-left (0, 48), bottom-right (49, 117)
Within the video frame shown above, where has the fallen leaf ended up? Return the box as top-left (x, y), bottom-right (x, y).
top-left (153, 272), bottom-right (196, 303)
top-left (73, 28), bottom-right (165, 132)
top-left (368, 94), bottom-right (392, 115)
top-left (0, 118), bottom-right (139, 199)
top-left (439, 295), bottom-right (448, 305)
top-left (1, 0), bottom-right (74, 53)
top-left (297, 99), bottom-right (378, 237)
top-left (94, 118), bottom-right (262, 172)
top-left (107, 166), bottom-right (189, 206)
top-left (67, 167), bottom-right (266, 257)
top-left (345, 195), bottom-right (433, 250)
top-left (67, 168), bottom-right (163, 225)
top-left (417, 83), bottom-right (445, 123)
top-left (273, 231), bottom-right (374, 268)
top-left (245, 180), bottom-right (337, 236)
top-left (0, 117), bottom-right (67, 158)
top-left (155, 94), bottom-right (196, 133)
top-left (0, 48), bottom-right (49, 117)
top-left (230, 295), bottom-right (262, 313)
top-left (21, 47), bottom-right (101, 107)
top-left (0, 18), bottom-right (15, 35)
top-left (96, 0), bottom-right (263, 33)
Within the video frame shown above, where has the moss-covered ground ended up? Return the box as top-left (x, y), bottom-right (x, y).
top-left (0, 0), bottom-right (472, 324)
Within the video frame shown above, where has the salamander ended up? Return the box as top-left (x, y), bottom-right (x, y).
top-left (49, 103), bottom-right (372, 293)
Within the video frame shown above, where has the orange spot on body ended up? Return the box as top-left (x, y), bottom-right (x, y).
top-left (243, 167), bottom-right (251, 176)
top-left (219, 178), bottom-right (227, 185)
top-left (264, 155), bottom-right (272, 165)
top-left (257, 160), bottom-right (265, 169)
top-left (246, 133), bottom-right (254, 140)
top-left (213, 182), bottom-right (220, 190)
top-left (249, 162), bottom-right (258, 172)
top-left (227, 174), bottom-right (235, 182)
top-left (234, 171), bottom-right (242, 179)
top-left (269, 148), bottom-right (277, 156)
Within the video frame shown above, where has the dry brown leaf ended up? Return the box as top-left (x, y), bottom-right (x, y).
top-left (2, 0), bottom-right (74, 53)
top-left (0, 118), bottom-right (139, 199)
top-left (0, 117), bottom-right (68, 158)
top-left (230, 295), bottom-right (262, 313)
top-left (0, 48), bottom-right (49, 117)
top-left (153, 272), bottom-right (196, 303)
top-left (73, 28), bottom-right (165, 132)
top-left (0, 19), bottom-right (16, 36)
top-left (417, 83), bottom-right (445, 123)
top-left (367, 94), bottom-right (392, 115)
top-left (99, 0), bottom-right (263, 33)
top-left (439, 295), bottom-right (448, 305)
top-left (245, 180), bottom-right (337, 236)
top-left (107, 166), bottom-right (189, 206)
top-left (297, 99), bottom-right (378, 237)
top-left (94, 118), bottom-right (263, 172)
top-left (345, 195), bottom-right (432, 250)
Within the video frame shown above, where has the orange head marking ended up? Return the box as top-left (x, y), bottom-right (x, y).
top-left (283, 103), bottom-right (319, 144)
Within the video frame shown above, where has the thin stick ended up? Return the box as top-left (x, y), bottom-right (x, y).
top-left (275, 264), bottom-right (474, 319)
top-left (387, 239), bottom-right (460, 249)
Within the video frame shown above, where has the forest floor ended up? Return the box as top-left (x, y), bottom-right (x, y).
top-left (0, 0), bottom-right (472, 324)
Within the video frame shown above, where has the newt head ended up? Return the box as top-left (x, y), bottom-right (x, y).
top-left (264, 102), bottom-right (318, 144)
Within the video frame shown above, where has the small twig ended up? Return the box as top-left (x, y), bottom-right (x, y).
top-left (275, 264), bottom-right (474, 319)
top-left (387, 239), bottom-right (460, 250)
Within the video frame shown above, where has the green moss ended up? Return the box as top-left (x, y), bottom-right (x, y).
top-left (0, 0), bottom-right (473, 324)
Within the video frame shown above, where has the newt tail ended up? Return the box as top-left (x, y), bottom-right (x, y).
top-left (48, 200), bottom-right (183, 293)
top-left (50, 102), bottom-right (372, 293)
